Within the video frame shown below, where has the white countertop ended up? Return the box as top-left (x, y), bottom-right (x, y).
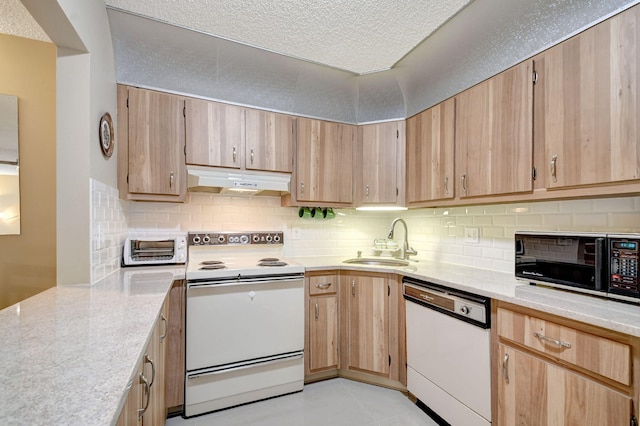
top-left (297, 255), bottom-right (640, 337)
top-left (1, 257), bottom-right (639, 425)
top-left (0, 266), bottom-right (183, 426)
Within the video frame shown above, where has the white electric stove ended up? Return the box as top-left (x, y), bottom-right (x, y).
top-left (184, 231), bottom-right (305, 418)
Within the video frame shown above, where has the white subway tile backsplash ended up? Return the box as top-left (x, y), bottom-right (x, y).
top-left (88, 179), bottom-right (640, 280)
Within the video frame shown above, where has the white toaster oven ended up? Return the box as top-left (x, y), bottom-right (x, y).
top-left (123, 234), bottom-right (187, 266)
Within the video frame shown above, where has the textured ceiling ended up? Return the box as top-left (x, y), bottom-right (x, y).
top-left (0, 0), bottom-right (50, 42)
top-left (104, 0), bottom-right (472, 74)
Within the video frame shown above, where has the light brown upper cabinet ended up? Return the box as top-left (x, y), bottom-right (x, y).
top-left (455, 60), bottom-right (534, 198)
top-left (405, 98), bottom-right (455, 205)
top-left (288, 118), bottom-right (355, 206)
top-left (244, 109), bottom-right (295, 172)
top-left (537, 4), bottom-right (640, 189)
top-left (185, 99), bottom-right (296, 173)
top-left (117, 85), bottom-right (187, 202)
top-left (355, 121), bottom-right (405, 207)
top-left (185, 99), bottom-right (245, 169)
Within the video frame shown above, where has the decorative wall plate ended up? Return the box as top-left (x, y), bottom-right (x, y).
top-left (99, 112), bottom-right (114, 158)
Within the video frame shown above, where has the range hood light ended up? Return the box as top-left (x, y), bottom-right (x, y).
top-left (355, 206), bottom-right (408, 211)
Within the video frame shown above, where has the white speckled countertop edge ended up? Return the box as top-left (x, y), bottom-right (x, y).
top-left (296, 256), bottom-right (640, 337)
top-left (0, 266), bottom-right (183, 426)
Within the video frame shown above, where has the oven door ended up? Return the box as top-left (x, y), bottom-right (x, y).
top-left (186, 275), bottom-right (304, 371)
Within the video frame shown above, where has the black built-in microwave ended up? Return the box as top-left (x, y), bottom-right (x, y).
top-left (515, 231), bottom-right (640, 302)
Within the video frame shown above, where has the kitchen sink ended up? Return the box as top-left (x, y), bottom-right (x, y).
top-left (343, 258), bottom-right (410, 267)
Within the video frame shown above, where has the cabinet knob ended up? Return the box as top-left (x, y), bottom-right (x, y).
top-left (160, 313), bottom-right (168, 341)
top-left (250, 148), bottom-right (254, 164)
top-left (300, 182), bottom-right (304, 195)
top-left (444, 176), bottom-right (449, 195)
top-left (169, 172), bottom-right (175, 189)
top-left (233, 146), bottom-right (237, 163)
top-left (365, 185), bottom-right (369, 198)
top-left (461, 173), bottom-right (467, 194)
top-left (315, 303), bottom-right (319, 321)
top-left (550, 154), bottom-right (558, 183)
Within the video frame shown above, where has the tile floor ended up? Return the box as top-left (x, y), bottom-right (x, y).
top-left (167, 378), bottom-right (439, 426)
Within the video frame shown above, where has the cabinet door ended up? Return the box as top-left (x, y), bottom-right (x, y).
top-left (308, 296), bottom-right (339, 373)
top-left (540, 5), bottom-right (640, 188)
top-left (245, 109), bottom-right (295, 172)
top-left (185, 99), bottom-right (244, 169)
top-left (165, 280), bottom-right (185, 412)
top-left (127, 87), bottom-right (185, 197)
top-left (498, 344), bottom-right (632, 426)
top-left (295, 118), bottom-right (354, 204)
top-left (456, 60), bottom-right (533, 198)
top-left (347, 275), bottom-right (389, 376)
top-left (356, 121), bottom-right (403, 205)
top-left (406, 98), bottom-right (455, 204)
top-left (116, 362), bottom-right (143, 426)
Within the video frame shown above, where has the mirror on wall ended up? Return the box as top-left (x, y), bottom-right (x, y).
top-left (0, 94), bottom-right (20, 235)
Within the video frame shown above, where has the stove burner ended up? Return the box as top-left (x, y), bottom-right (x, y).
top-left (258, 261), bottom-right (288, 267)
top-left (200, 264), bottom-right (227, 270)
top-left (259, 257), bottom-right (280, 262)
top-left (201, 260), bottom-right (224, 265)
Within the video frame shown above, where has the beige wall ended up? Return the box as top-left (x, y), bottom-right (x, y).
top-left (0, 34), bottom-right (56, 309)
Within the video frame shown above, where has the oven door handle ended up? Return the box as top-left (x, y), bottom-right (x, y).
top-left (188, 275), bottom-right (304, 289)
top-left (187, 352), bottom-right (304, 379)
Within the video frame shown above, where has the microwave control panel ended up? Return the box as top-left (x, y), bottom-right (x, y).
top-left (609, 238), bottom-right (639, 295)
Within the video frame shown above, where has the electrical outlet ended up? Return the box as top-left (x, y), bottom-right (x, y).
top-left (464, 227), bottom-right (479, 244)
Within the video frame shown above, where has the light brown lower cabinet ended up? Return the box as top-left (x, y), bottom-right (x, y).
top-left (165, 280), bottom-right (185, 414)
top-left (495, 302), bottom-right (638, 426)
top-left (117, 297), bottom-right (171, 425)
top-left (339, 272), bottom-right (406, 388)
top-left (497, 344), bottom-right (631, 425)
top-left (305, 273), bottom-right (339, 380)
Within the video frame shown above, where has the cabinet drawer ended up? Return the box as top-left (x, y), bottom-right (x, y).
top-left (497, 308), bottom-right (631, 386)
top-left (308, 275), bottom-right (337, 296)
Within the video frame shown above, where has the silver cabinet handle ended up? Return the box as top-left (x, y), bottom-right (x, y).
top-left (315, 303), bottom-right (319, 321)
top-left (550, 154), bottom-right (558, 182)
top-left (461, 173), bottom-right (467, 194)
top-left (365, 185), bottom-right (369, 199)
top-left (444, 177), bottom-right (449, 195)
top-left (534, 332), bottom-right (571, 348)
top-left (300, 182), bottom-right (304, 195)
top-left (233, 146), bottom-right (237, 163)
top-left (250, 148), bottom-right (254, 164)
top-left (144, 353), bottom-right (155, 387)
top-left (316, 283), bottom-right (331, 290)
top-left (160, 313), bottom-right (168, 341)
top-left (351, 280), bottom-right (356, 297)
top-left (137, 372), bottom-right (151, 419)
top-left (169, 171), bottom-right (174, 189)
top-left (502, 353), bottom-right (510, 384)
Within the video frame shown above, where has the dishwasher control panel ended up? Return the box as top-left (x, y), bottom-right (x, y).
top-left (402, 277), bottom-right (490, 328)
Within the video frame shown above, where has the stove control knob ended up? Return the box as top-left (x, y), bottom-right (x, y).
top-left (460, 306), bottom-right (470, 315)
top-left (252, 234), bottom-right (260, 243)
top-left (178, 253), bottom-right (186, 261)
top-left (266, 235), bottom-right (273, 243)
top-left (273, 234), bottom-right (281, 243)
top-left (192, 235), bottom-right (201, 244)
top-left (240, 235), bottom-right (249, 244)
top-left (202, 235), bottom-right (211, 244)
top-left (217, 235), bottom-right (226, 244)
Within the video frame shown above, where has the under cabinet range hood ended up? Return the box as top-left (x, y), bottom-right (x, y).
top-left (187, 165), bottom-right (291, 196)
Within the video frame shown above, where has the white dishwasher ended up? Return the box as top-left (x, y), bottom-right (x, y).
top-left (403, 277), bottom-right (491, 426)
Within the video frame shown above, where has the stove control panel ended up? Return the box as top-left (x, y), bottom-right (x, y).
top-left (188, 232), bottom-right (284, 246)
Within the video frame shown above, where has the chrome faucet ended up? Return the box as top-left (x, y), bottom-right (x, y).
top-left (387, 218), bottom-right (417, 260)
